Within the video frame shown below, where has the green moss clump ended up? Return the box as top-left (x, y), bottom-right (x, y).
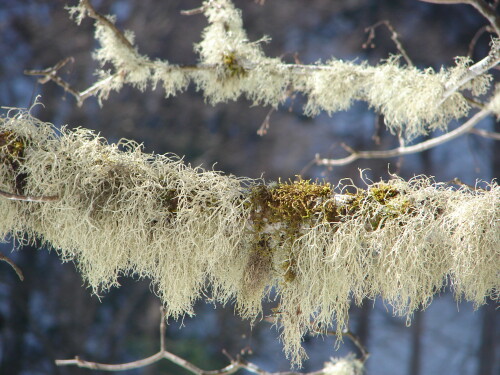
top-left (248, 178), bottom-right (339, 231)
top-left (247, 178), bottom-right (340, 284)
top-left (0, 130), bottom-right (28, 193)
top-left (369, 183), bottom-right (399, 204)
top-left (341, 183), bottom-right (415, 230)
top-left (222, 52), bottom-right (247, 78)
top-left (0, 131), bottom-right (26, 159)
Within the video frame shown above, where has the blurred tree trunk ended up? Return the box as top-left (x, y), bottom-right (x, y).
top-left (0, 247), bottom-right (35, 375)
top-left (477, 301), bottom-right (497, 375)
top-left (408, 310), bottom-right (422, 375)
top-left (356, 301), bottom-right (371, 356)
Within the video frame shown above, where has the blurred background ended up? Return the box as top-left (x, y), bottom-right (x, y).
top-left (0, 0), bottom-right (498, 374)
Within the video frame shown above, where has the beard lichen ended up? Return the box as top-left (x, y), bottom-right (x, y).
top-left (0, 111), bottom-right (498, 367)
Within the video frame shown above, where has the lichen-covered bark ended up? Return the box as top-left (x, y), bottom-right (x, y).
top-left (1, 111), bottom-right (498, 366)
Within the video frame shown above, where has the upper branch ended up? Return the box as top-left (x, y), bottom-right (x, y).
top-left (24, 0), bottom-right (498, 139)
top-left (80, 0), bottom-right (134, 50)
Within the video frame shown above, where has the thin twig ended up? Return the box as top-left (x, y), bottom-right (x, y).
top-left (448, 177), bottom-right (477, 190)
top-left (0, 188), bottom-right (59, 202)
top-left (80, 0), bottom-right (134, 50)
top-left (160, 306), bottom-right (166, 352)
top-left (322, 329), bottom-right (369, 363)
top-left (181, 5), bottom-right (209, 16)
top-left (468, 127), bottom-right (500, 140)
top-left (57, 308), bottom-right (346, 374)
top-left (25, 64), bottom-right (123, 107)
top-left (0, 253), bottom-right (24, 281)
top-left (363, 20), bottom-right (413, 66)
top-left (257, 108), bottom-right (275, 136)
top-left (265, 315), bottom-right (369, 363)
top-left (343, 331), bottom-right (369, 362)
top-left (418, 0), bottom-right (500, 35)
top-left (464, 95), bottom-right (485, 109)
top-left (24, 57), bottom-right (74, 84)
top-left (468, 25), bottom-right (494, 57)
top-left (315, 108), bottom-right (491, 166)
top-left (56, 348), bottom-right (241, 374)
top-left (24, 57), bottom-right (83, 102)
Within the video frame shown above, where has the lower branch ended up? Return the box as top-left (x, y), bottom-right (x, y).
top-left (1, 110), bottom-right (497, 367)
top-left (56, 308), bottom-right (342, 375)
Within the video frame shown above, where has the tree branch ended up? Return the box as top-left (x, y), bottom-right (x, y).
top-left (1, 111), bottom-right (498, 367)
top-left (0, 253), bottom-right (24, 281)
top-left (315, 108), bottom-right (491, 166)
top-left (56, 307), bottom-right (336, 375)
top-left (0, 188), bottom-right (59, 202)
top-left (468, 127), bottom-right (500, 140)
top-left (440, 45), bottom-right (500, 106)
top-left (324, 330), bottom-right (369, 364)
top-left (80, 0), bottom-right (134, 50)
top-left (419, 1), bottom-right (500, 35)
top-left (363, 20), bottom-right (413, 66)
top-left (22, 0), bottom-right (498, 142)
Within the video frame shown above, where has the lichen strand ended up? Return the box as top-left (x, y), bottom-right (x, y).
top-left (238, 233), bottom-right (273, 313)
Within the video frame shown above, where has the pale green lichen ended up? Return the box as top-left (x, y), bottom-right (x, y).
top-left (0, 111), bottom-right (498, 366)
top-left (63, 0), bottom-right (495, 138)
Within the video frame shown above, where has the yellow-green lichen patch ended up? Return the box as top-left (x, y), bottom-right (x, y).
top-left (0, 131), bottom-right (27, 160)
top-left (247, 178), bottom-right (340, 285)
top-left (369, 183), bottom-right (399, 204)
top-left (249, 178), bottom-right (339, 231)
top-left (341, 182), bottom-right (415, 230)
top-left (222, 52), bottom-right (247, 78)
top-left (0, 130), bottom-right (29, 193)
